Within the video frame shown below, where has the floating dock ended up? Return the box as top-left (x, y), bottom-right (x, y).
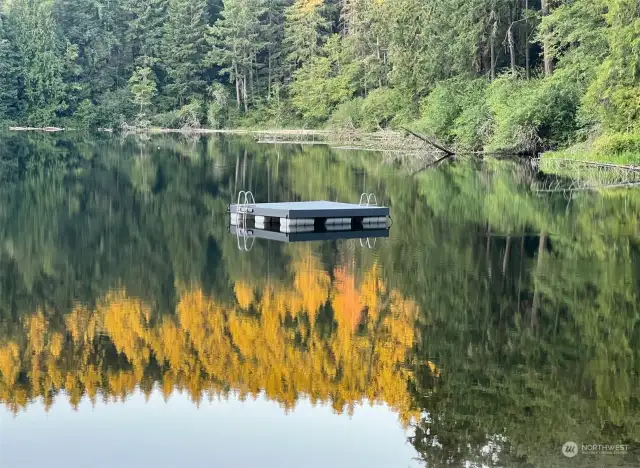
top-left (228, 195), bottom-right (390, 246)
top-left (229, 201), bottom-right (389, 222)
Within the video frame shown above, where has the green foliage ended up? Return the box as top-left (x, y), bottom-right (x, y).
top-left (329, 88), bottom-right (408, 131)
top-left (155, 99), bottom-right (204, 128)
top-left (291, 35), bottom-right (357, 124)
top-left (129, 67), bottom-right (158, 116)
top-left (328, 98), bottom-right (364, 128)
top-left (207, 0), bottom-right (269, 113)
top-left (0, 15), bottom-right (20, 123)
top-left (94, 89), bottom-right (135, 128)
top-left (358, 87), bottom-right (407, 131)
top-left (161, 0), bottom-right (208, 107)
top-left (582, 0), bottom-right (640, 133)
top-left (8, 0), bottom-right (70, 126)
top-left (125, 0), bottom-right (167, 66)
top-left (593, 131), bottom-right (640, 155)
top-left (206, 83), bottom-right (230, 129)
top-left (177, 100), bottom-right (204, 128)
top-left (52, 0), bottom-right (126, 108)
top-left (73, 99), bottom-right (100, 128)
top-left (417, 77), bottom-right (488, 150)
top-left (284, 0), bottom-right (329, 68)
top-left (485, 74), bottom-right (581, 152)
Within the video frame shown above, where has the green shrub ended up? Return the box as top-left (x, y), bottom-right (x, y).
top-left (153, 110), bottom-right (180, 128)
top-left (328, 88), bottom-right (410, 131)
top-left (592, 132), bottom-right (640, 155)
top-left (329, 98), bottom-right (364, 128)
top-left (451, 84), bottom-right (490, 151)
top-left (177, 100), bottom-right (203, 128)
top-left (74, 99), bottom-right (100, 128)
top-left (94, 88), bottom-right (134, 128)
top-left (417, 77), bottom-right (488, 150)
top-left (290, 36), bottom-right (357, 125)
top-left (154, 100), bottom-right (204, 129)
top-left (486, 73), bottom-right (581, 152)
top-left (418, 80), bottom-right (463, 141)
top-left (207, 83), bottom-right (229, 129)
top-left (359, 87), bottom-right (406, 131)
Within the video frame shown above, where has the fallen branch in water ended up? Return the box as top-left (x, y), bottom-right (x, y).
top-left (411, 153), bottom-right (456, 175)
top-left (401, 127), bottom-right (456, 156)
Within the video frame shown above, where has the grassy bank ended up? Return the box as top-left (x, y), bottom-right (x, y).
top-left (542, 132), bottom-right (640, 166)
top-left (540, 135), bottom-right (640, 187)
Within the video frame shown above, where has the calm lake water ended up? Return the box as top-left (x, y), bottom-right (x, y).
top-left (0, 133), bottom-right (639, 468)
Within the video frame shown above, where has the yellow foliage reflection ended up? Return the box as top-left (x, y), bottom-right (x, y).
top-left (0, 252), bottom-right (419, 424)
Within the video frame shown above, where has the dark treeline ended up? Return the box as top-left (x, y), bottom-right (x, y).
top-left (0, 0), bottom-right (640, 157)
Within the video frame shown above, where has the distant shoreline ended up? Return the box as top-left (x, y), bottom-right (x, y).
top-left (8, 126), bottom-right (329, 136)
top-left (7, 126), bottom-right (640, 171)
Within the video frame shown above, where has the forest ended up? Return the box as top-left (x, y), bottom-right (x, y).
top-left (0, 0), bottom-right (639, 160)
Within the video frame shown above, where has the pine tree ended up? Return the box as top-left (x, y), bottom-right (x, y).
top-left (264, 0), bottom-right (290, 95)
top-left (283, 0), bottom-right (329, 70)
top-left (341, 0), bottom-right (389, 94)
top-left (52, 0), bottom-right (128, 107)
top-left (0, 12), bottom-right (22, 121)
top-left (161, 0), bottom-right (208, 107)
top-left (8, 0), bottom-right (70, 125)
top-left (208, 0), bottom-right (269, 112)
top-left (125, 0), bottom-right (168, 67)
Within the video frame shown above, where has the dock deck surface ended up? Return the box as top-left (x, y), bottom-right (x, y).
top-left (229, 201), bottom-right (389, 219)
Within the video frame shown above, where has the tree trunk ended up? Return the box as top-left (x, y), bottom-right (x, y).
top-left (268, 49), bottom-right (272, 97)
top-left (376, 36), bottom-right (383, 87)
top-left (490, 11), bottom-right (497, 80)
top-left (525, 0), bottom-right (530, 79)
top-left (242, 74), bottom-right (248, 113)
top-left (541, 0), bottom-right (553, 77)
top-left (234, 65), bottom-right (241, 110)
top-left (508, 24), bottom-right (517, 75)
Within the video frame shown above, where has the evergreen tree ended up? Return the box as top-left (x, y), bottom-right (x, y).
top-left (264, 0), bottom-right (290, 95)
top-left (290, 35), bottom-right (356, 123)
top-left (283, 0), bottom-right (329, 70)
top-left (0, 12), bottom-right (21, 121)
top-left (8, 0), bottom-right (70, 125)
top-left (208, 0), bottom-right (269, 112)
top-left (52, 0), bottom-right (128, 110)
top-left (125, 0), bottom-right (168, 67)
top-left (341, 0), bottom-right (389, 94)
top-left (0, 0), bottom-right (636, 150)
top-left (161, 0), bottom-right (208, 107)
top-left (585, 0), bottom-right (640, 131)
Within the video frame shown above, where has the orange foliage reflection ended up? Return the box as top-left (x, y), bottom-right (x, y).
top-left (0, 252), bottom-right (419, 424)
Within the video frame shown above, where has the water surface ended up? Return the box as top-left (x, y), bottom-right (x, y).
top-left (0, 134), bottom-right (639, 467)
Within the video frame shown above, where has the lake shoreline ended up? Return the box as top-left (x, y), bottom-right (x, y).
top-left (8, 126), bottom-right (439, 154)
top-left (7, 126), bottom-right (640, 169)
